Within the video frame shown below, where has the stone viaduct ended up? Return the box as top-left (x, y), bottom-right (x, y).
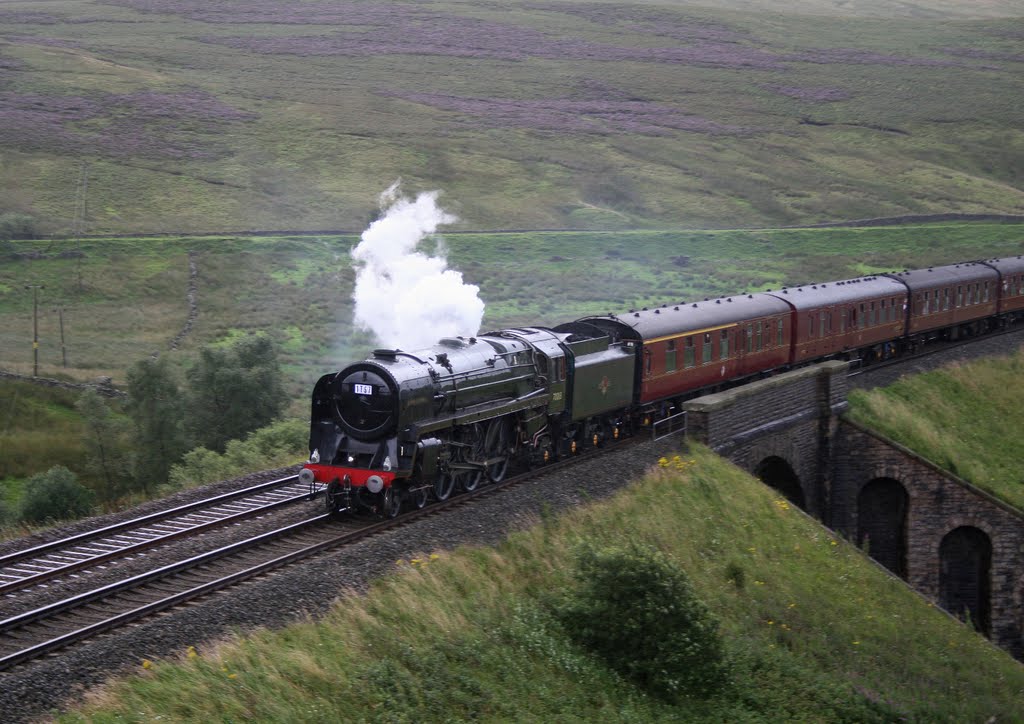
top-left (682, 361), bottom-right (1024, 659)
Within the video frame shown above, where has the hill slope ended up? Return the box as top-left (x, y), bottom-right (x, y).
top-left (63, 445), bottom-right (1024, 721)
top-left (849, 346), bottom-right (1024, 511)
top-left (0, 0), bottom-right (1022, 233)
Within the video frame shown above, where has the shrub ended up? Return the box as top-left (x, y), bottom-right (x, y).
top-left (167, 447), bottom-right (234, 490)
top-left (19, 466), bottom-right (95, 524)
top-left (168, 419), bottom-right (306, 489)
top-left (0, 212), bottom-right (36, 240)
top-left (554, 543), bottom-right (729, 701)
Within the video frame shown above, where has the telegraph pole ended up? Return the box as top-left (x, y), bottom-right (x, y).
top-left (58, 307), bottom-right (67, 368)
top-left (25, 284), bottom-right (44, 376)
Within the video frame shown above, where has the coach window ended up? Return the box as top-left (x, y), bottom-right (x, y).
top-left (945, 288), bottom-right (951, 311)
top-left (840, 309), bottom-right (847, 333)
top-left (820, 313), bottom-right (826, 338)
top-left (644, 349), bottom-right (652, 376)
top-left (807, 315), bottom-right (814, 338)
top-left (984, 282), bottom-right (990, 303)
top-left (921, 292), bottom-right (928, 315)
top-left (703, 332), bottom-right (713, 363)
top-left (720, 329), bottom-right (730, 360)
top-left (665, 339), bottom-right (677, 372)
top-left (684, 337), bottom-right (695, 368)
top-left (746, 324), bottom-right (753, 353)
top-left (777, 319), bottom-right (784, 346)
top-left (755, 321), bottom-right (763, 350)
top-left (1018, 277), bottom-right (1023, 295)
top-left (968, 285), bottom-right (975, 305)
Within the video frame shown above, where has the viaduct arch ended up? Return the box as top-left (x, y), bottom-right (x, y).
top-left (683, 361), bottom-right (1024, 659)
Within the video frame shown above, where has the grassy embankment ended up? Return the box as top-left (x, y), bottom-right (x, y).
top-left (64, 445), bottom-right (1024, 722)
top-left (848, 346), bottom-right (1024, 511)
top-left (0, 1), bottom-right (1022, 233)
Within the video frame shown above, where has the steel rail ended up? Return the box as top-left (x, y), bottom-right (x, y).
top-left (846, 323), bottom-right (1024, 379)
top-left (0, 482), bottom-right (311, 596)
top-left (0, 474), bottom-right (302, 571)
top-left (0, 437), bottom-right (634, 672)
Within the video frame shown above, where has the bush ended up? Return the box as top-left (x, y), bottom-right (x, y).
top-left (554, 543), bottom-right (729, 700)
top-left (168, 419), bottom-right (306, 489)
top-left (19, 466), bottom-right (95, 524)
top-left (0, 212), bottom-right (36, 241)
top-left (167, 447), bottom-right (234, 490)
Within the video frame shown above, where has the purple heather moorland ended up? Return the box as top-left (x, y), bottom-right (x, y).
top-left (0, 90), bottom-right (256, 159)
top-left (380, 92), bottom-right (747, 136)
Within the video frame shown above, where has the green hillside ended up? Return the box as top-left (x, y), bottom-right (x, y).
top-left (63, 446), bottom-right (1024, 721)
top-left (3, 223), bottom-right (1022, 397)
top-left (849, 347), bottom-right (1024, 511)
top-left (0, 0), bottom-right (1021, 233)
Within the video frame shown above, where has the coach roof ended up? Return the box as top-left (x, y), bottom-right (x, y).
top-left (582, 292), bottom-right (791, 342)
top-left (884, 261), bottom-right (998, 291)
top-left (765, 275), bottom-right (906, 310)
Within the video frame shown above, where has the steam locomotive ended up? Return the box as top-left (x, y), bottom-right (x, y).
top-left (300, 256), bottom-right (1024, 517)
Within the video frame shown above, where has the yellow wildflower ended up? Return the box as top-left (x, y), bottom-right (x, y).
top-left (186, 646), bottom-right (198, 659)
top-left (429, 553), bottom-right (440, 560)
top-left (658, 457), bottom-right (669, 467)
top-left (142, 659), bottom-right (152, 670)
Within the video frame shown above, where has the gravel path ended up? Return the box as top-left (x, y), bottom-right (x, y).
top-left (0, 437), bottom-right (681, 722)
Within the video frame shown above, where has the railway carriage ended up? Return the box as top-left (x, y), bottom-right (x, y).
top-left (766, 276), bottom-right (907, 363)
top-left (981, 256), bottom-right (1024, 319)
top-left (576, 293), bottom-right (792, 409)
top-left (886, 262), bottom-right (999, 342)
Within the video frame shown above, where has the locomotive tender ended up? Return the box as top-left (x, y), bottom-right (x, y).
top-left (301, 256), bottom-right (1024, 517)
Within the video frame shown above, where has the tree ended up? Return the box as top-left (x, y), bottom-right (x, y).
top-left (19, 466), bottom-right (95, 524)
top-left (185, 334), bottom-right (288, 453)
top-left (76, 389), bottom-right (133, 502)
top-left (0, 213), bottom-right (36, 241)
top-left (126, 356), bottom-right (187, 491)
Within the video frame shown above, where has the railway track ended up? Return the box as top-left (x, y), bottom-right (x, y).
top-left (0, 475), bottom-right (309, 598)
top-left (846, 322), bottom-right (1024, 384)
top-left (3, 325), bottom-right (1021, 676)
top-left (0, 439), bottom-right (631, 673)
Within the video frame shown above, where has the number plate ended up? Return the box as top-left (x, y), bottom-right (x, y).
top-left (353, 383), bottom-right (373, 395)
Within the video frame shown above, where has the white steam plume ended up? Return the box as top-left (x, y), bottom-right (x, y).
top-left (351, 181), bottom-right (484, 350)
